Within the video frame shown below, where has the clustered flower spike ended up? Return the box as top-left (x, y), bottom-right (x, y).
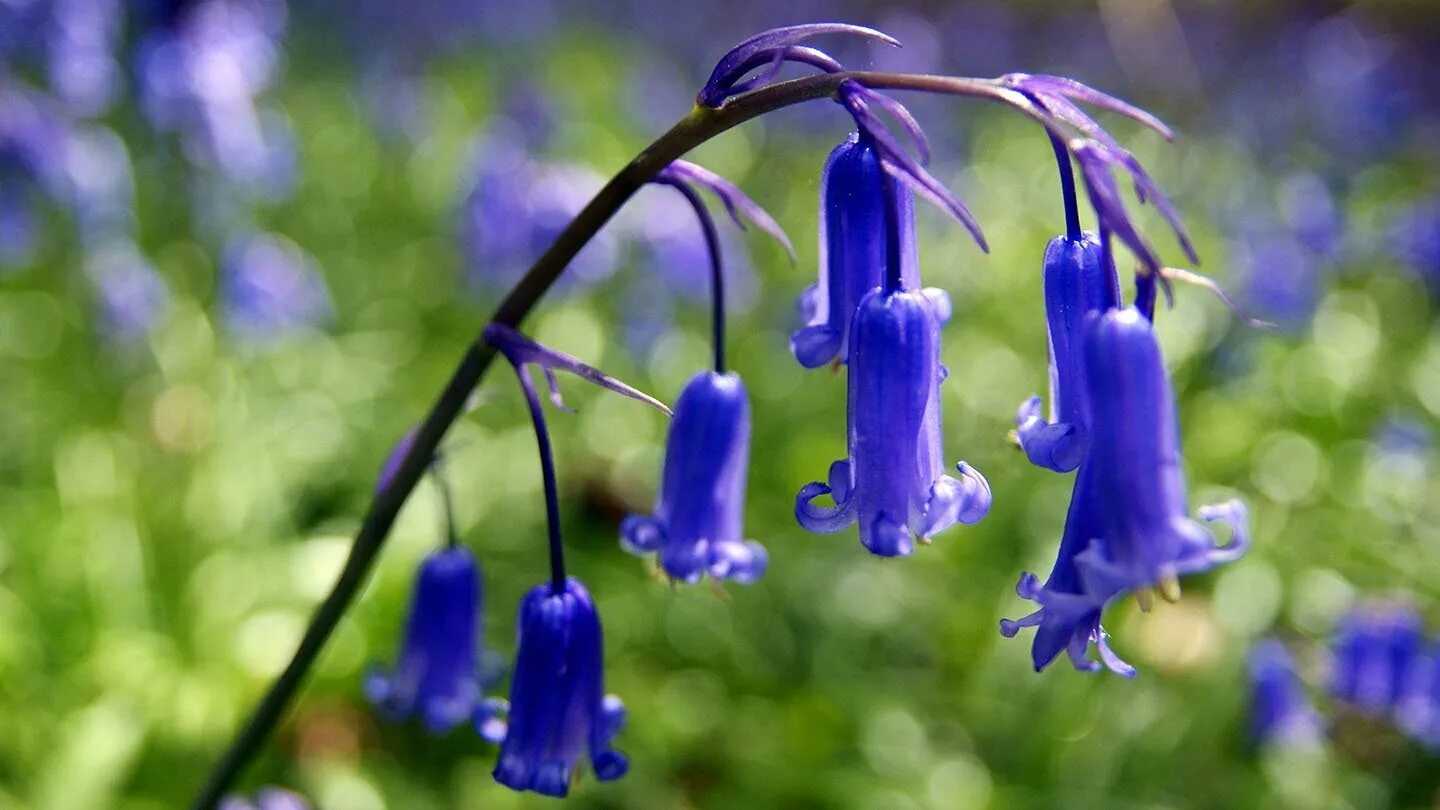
top-left (621, 370), bottom-right (766, 582)
top-left (365, 546), bottom-right (503, 736)
top-left (792, 132), bottom-right (952, 369)
top-left (491, 578), bottom-right (627, 797)
top-left (1002, 307), bottom-right (1248, 675)
top-left (1248, 639), bottom-right (1322, 749)
top-left (796, 287), bottom-right (991, 556)
top-left (697, 23), bottom-right (897, 107)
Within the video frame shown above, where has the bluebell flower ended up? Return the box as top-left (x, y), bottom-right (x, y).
top-left (621, 371), bottom-right (766, 583)
top-left (796, 287), bottom-right (990, 556)
top-left (365, 546), bottom-right (503, 736)
top-left (1329, 603), bottom-right (1424, 716)
top-left (791, 132), bottom-right (951, 369)
top-left (1248, 639), bottom-right (1322, 748)
top-left (491, 577), bottom-right (627, 797)
top-left (1002, 307), bottom-right (1247, 675)
top-left (1398, 643), bottom-right (1440, 749)
top-left (218, 787), bottom-right (309, 810)
top-left (1391, 196), bottom-right (1440, 293)
top-left (221, 232), bottom-right (331, 338)
top-left (87, 239), bottom-right (169, 341)
top-left (1013, 231), bottom-right (1118, 472)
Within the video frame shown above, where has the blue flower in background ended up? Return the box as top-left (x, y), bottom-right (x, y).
top-left (1329, 603), bottom-right (1423, 716)
top-left (87, 239), bottom-right (169, 341)
top-left (796, 288), bottom-right (990, 556)
top-left (218, 787), bottom-right (309, 810)
top-left (0, 0), bottom-right (123, 118)
top-left (1391, 196), bottom-right (1440, 293)
top-left (791, 132), bottom-right (951, 369)
top-left (1014, 231), bottom-right (1118, 472)
top-left (491, 577), bottom-right (627, 797)
top-left (366, 546), bottom-right (503, 736)
top-left (1399, 643), bottom-right (1440, 749)
top-left (0, 185), bottom-right (38, 271)
top-left (1248, 639), bottom-right (1322, 748)
top-left (221, 232), bottom-right (331, 338)
top-left (621, 371), bottom-right (767, 583)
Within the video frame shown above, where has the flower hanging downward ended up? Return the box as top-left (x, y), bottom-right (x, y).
top-left (792, 132), bottom-right (951, 369)
top-left (365, 546), bottom-right (503, 736)
top-left (1014, 231), bottom-right (1119, 472)
top-left (796, 287), bottom-right (990, 556)
top-left (491, 577), bottom-right (627, 797)
top-left (621, 371), bottom-right (766, 583)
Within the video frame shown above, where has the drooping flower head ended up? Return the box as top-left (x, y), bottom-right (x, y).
top-left (491, 577), bottom-right (627, 797)
top-left (621, 371), bottom-right (766, 583)
top-left (1248, 638), bottom-right (1323, 749)
top-left (796, 287), bottom-right (990, 556)
top-left (1072, 308), bottom-right (1248, 602)
top-left (1013, 231), bottom-right (1119, 471)
top-left (1329, 603), bottom-right (1424, 716)
top-left (791, 132), bottom-right (952, 369)
top-left (365, 546), bottom-right (503, 737)
top-left (1002, 307), bottom-right (1246, 675)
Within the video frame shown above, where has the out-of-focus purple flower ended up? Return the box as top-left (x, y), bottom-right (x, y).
top-left (1235, 230), bottom-right (1323, 331)
top-left (796, 288), bottom-right (990, 557)
top-left (1392, 197), bottom-right (1440, 291)
top-left (490, 577), bottom-right (627, 797)
top-left (1399, 643), bottom-right (1440, 749)
top-left (0, 0), bottom-right (123, 117)
top-left (621, 371), bottom-right (766, 583)
top-left (0, 186), bottom-right (38, 271)
top-left (791, 132), bottom-right (950, 369)
top-left (1248, 639), bottom-right (1323, 749)
top-left (87, 239), bottom-right (169, 341)
top-left (1329, 603), bottom-right (1424, 716)
top-left (220, 232), bottom-right (331, 338)
top-left (460, 126), bottom-right (617, 294)
top-left (218, 787), bottom-right (309, 810)
top-left (365, 546), bottom-right (504, 737)
top-left (1278, 173), bottom-right (1343, 258)
top-left (136, 0), bottom-right (294, 196)
top-left (1373, 414), bottom-right (1433, 460)
top-left (64, 126), bottom-right (137, 245)
top-left (0, 82), bottom-right (72, 198)
top-left (1014, 231), bottom-right (1119, 472)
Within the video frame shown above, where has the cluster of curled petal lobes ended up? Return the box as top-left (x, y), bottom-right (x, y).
top-left (620, 370), bottom-right (767, 584)
top-left (491, 578), bottom-right (627, 797)
top-left (795, 288), bottom-right (990, 557)
top-left (1014, 232), bottom-right (1119, 472)
top-left (483, 322), bottom-right (671, 417)
top-left (791, 133), bottom-right (951, 369)
top-left (1248, 639), bottom-right (1323, 749)
top-left (364, 547), bottom-right (499, 736)
top-left (696, 23), bottom-right (897, 107)
top-left (836, 80), bottom-right (988, 251)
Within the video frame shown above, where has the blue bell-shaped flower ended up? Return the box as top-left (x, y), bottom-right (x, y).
top-left (1329, 603), bottom-right (1424, 716)
top-left (1248, 638), bottom-right (1322, 748)
top-left (620, 370), bottom-right (767, 583)
top-left (796, 287), bottom-right (989, 556)
top-left (491, 577), bottom-right (627, 797)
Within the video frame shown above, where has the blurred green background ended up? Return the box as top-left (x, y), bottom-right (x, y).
top-left (1, 0), bottom-right (1438, 807)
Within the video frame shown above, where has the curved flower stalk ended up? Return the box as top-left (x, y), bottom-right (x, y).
top-left (1013, 231), bottom-right (1119, 472)
top-left (1329, 603), bottom-right (1424, 716)
top-left (621, 371), bottom-right (766, 583)
top-left (1248, 639), bottom-right (1323, 749)
top-left (791, 132), bottom-right (952, 369)
top-left (796, 288), bottom-right (990, 556)
top-left (365, 546), bottom-right (504, 736)
top-left (1002, 307), bottom-right (1247, 675)
top-left (490, 578), bottom-right (627, 797)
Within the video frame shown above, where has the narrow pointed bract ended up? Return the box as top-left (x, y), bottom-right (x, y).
top-left (621, 371), bottom-right (766, 583)
top-left (1014, 231), bottom-right (1119, 472)
top-left (491, 577), bottom-right (627, 797)
top-left (796, 288), bottom-right (990, 556)
top-left (792, 132), bottom-right (950, 369)
top-left (365, 547), bottom-right (496, 735)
